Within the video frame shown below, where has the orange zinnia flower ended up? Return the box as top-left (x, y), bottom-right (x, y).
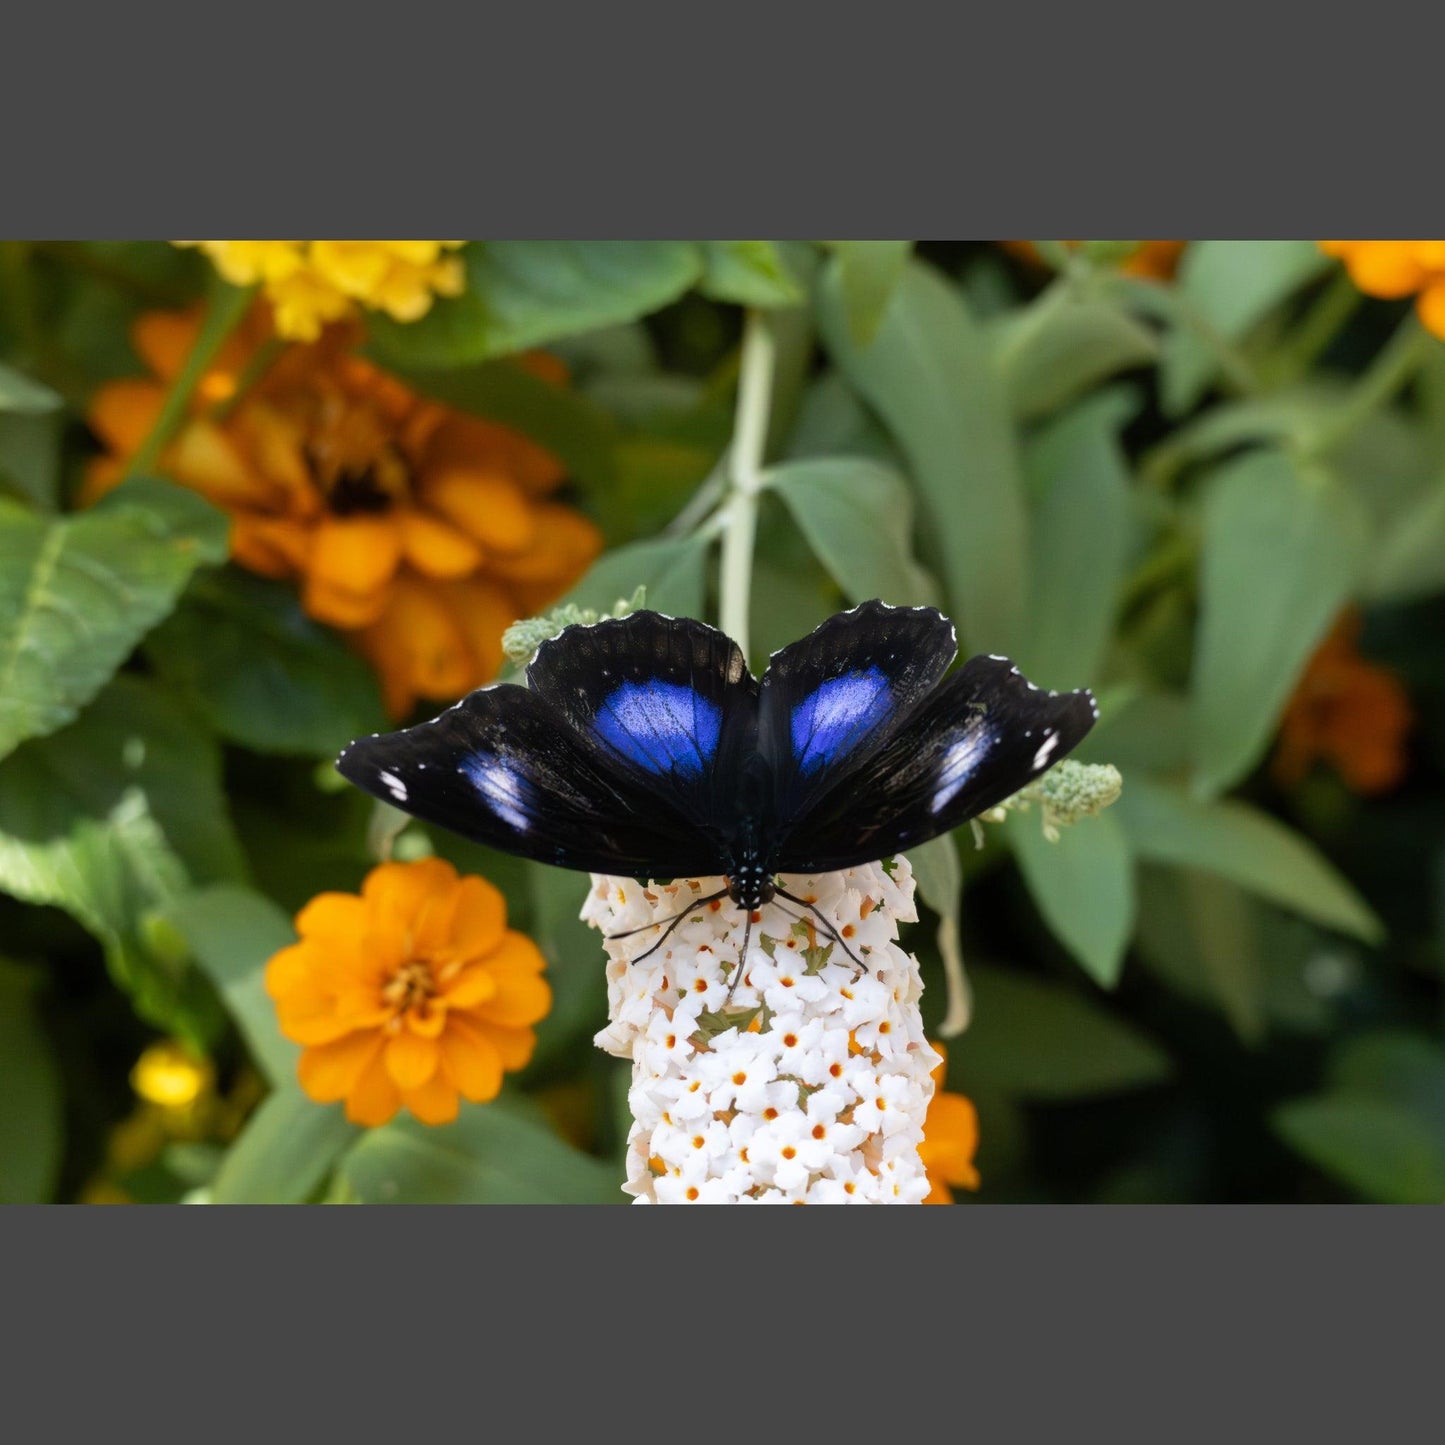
top-left (1273, 609), bottom-right (1413, 797)
top-left (84, 307), bottom-right (602, 715)
top-left (1320, 241), bottom-right (1445, 339)
top-left (266, 858), bottom-right (551, 1127)
top-left (918, 1043), bottom-right (981, 1204)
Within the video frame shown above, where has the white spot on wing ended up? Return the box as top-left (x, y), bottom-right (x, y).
top-left (379, 770), bottom-right (408, 802)
top-left (1032, 733), bottom-right (1059, 771)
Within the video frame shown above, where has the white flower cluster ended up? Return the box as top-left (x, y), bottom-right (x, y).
top-left (586, 856), bottom-right (941, 1204)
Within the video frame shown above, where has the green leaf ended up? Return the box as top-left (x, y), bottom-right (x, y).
top-left (383, 356), bottom-right (620, 494)
top-left (1160, 241), bottom-right (1332, 415)
top-left (1008, 810), bottom-right (1136, 988)
top-left (1273, 1096), bottom-right (1445, 1204)
top-left (525, 860), bottom-right (608, 1073)
top-left (0, 676), bottom-right (246, 1042)
top-left (830, 241), bottom-right (912, 348)
top-left (816, 257), bottom-right (1029, 654)
top-left (0, 361), bottom-right (64, 509)
top-left (368, 242), bottom-right (703, 367)
top-left (211, 1088), bottom-right (358, 1204)
top-left (163, 884), bottom-right (299, 1086)
top-left (995, 287), bottom-right (1157, 421)
top-left (556, 534), bottom-right (712, 621)
top-left (0, 480), bottom-right (228, 760)
top-left (908, 832), bottom-right (970, 1034)
top-left (146, 570), bottom-right (387, 757)
top-left (766, 457), bottom-right (938, 608)
top-left (1076, 688), bottom-right (1190, 776)
top-left (956, 964), bottom-right (1171, 1099)
top-left (342, 1100), bottom-right (622, 1203)
top-left (1114, 777), bottom-right (1382, 944)
top-left (0, 960), bottom-right (63, 1203)
top-left (1019, 388), bottom-right (1135, 686)
top-left (1190, 449), bottom-right (1366, 796)
top-left (1364, 469), bottom-right (1445, 603)
top-left (698, 241), bottom-right (804, 307)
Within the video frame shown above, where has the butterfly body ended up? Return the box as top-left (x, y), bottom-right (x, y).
top-left (338, 600), bottom-right (1099, 910)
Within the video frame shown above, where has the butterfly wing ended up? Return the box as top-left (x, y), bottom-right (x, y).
top-left (336, 683), bottom-right (726, 879)
top-left (525, 609), bottom-right (759, 842)
top-left (773, 654), bottom-right (1099, 871)
top-left (758, 600), bottom-right (958, 850)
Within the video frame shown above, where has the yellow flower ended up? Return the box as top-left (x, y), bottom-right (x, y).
top-left (131, 1040), bottom-right (213, 1109)
top-left (266, 858), bottom-right (552, 1127)
top-left (179, 241), bottom-right (467, 341)
top-left (1273, 608), bottom-right (1414, 796)
top-left (84, 308), bottom-right (602, 715)
top-left (1320, 241), bottom-right (1445, 339)
top-left (918, 1043), bottom-right (981, 1204)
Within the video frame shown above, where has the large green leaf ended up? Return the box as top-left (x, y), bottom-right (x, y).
top-left (1273, 1097), bottom-right (1445, 1204)
top-left (1008, 810), bottom-right (1135, 988)
top-left (1114, 777), bottom-right (1382, 943)
top-left (907, 832), bottom-right (969, 1034)
top-left (954, 964), bottom-right (1171, 1099)
top-left (995, 286), bottom-right (1157, 421)
top-left (146, 570), bottom-right (387, 758)
top-left (0, 960), bottom-right (63, 1203)
top-left (0, 480), bottom-right (227, 760)
top-left (163, 884), bottom-right (299, 1086)
top-left (556, 534), bottom-right (712, 621)
top-left (1365, 468), bottom-right (1445, 603)
top-left (368, 242), bottom-right (703, 367)
top-left (0, 361), bottom-right (63, 509)
top-left (0, 675), bottom-right (244, 1041)
top-left (1159, 240), bottom-right (1331, 416)
top-left (211, 1087), bottom-right (357, 1204)
top-left (766, 457), bottom-right (937, 608)
top-left (1190, 449), bottom-right (1366, 796)
top-left (829, 241), bottom-right (912, 348)
top-left (816, 257), bottom-right (1029, 654)
top-left (697, 241), bottom-right (804, 307)
top-left (1019, 388), bottom-right (1135, 687)
top-left (341, 1099), bottom-right (622, 1203)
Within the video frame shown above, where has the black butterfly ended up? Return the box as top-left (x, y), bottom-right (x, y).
top-left (337, 600), bottom-right (1097, 968)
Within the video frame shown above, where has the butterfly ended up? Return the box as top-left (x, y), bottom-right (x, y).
top-left (337, 599), bottom-right (1098, 972)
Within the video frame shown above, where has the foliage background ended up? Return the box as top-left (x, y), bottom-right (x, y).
top-left (1, 238), bottom-right (1442, 1204)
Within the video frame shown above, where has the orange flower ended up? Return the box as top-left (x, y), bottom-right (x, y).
top-left (1273, 609), bottom-right (1413, 796)
top-left (266, 858), bottom-right (551, 1127)
top-left (84, 308), bottom-right (602, 715)
top-left (918, 1043), bottom-right (980, 1204)
top-left (1002, 240), bottom-right (1186, 280)
top-left (1321, 241), bottom-right (1445, 339)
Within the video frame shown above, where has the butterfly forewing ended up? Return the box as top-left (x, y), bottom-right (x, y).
top-left (773, 655), bottom-right (1098, 871)
top-left (526, 610), bottom-right (759, 837)
top-left (759, 600), bottom-right (958, 849)
top-left (336, 684), bottom-right (727, 879)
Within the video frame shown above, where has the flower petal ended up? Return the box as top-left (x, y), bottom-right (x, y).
top-left (439, 1015), bottom-right (505, 1102)
top-left (298, 1031), bottom-right (384, 1104)
top-left (309, 515), bottom-right (403, 594)
top-left (401, 1071), bottom-right (461, 1125)
top-left (421, 467), bottom-right (535, 554)
top-left (471, 1021), bottom-right (536, 1073)
top-left (441, 967), bottom-right (498, 1009)
top-left (385, 1028), bottom-right (441, 1090)
top-left (362, 858), bottom-right (459, 920)
top-left (446, 875), bottom-right (507, 960)
top-left (354, 575), bottom-right (476, 708)
top-left (296, 891), bottom-right (370, 947)
top-left (346, 1049), bottom-right (402, 1126)
top-left (88, 380), bottom-right (166, 455)
top-left (166, 418), bottom-right (278, 509)
top-left (400, 510), bottom-right (483, 578)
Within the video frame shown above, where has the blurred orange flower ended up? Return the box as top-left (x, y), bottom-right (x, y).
top-left (84, 308), bottom-right (601, 715)
top-left (1273, 609), bottom-right (1413, 796)
top-left (266, 858), bottom-right (551, 1127)
top-left (1003, 240), bottom-right (1186, 280)
top-left (178, 241), bottom-right (466, 341)
top-left (919, 1043), bottom-right (981, 1204)
top-left (1320, 241), bottom-right (1445, 339)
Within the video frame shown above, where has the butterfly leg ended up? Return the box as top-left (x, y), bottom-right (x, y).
top-left (606, 887), bottom-right (730, 964)
top-left (723, 909), bottom-right (753, 1009)
top-left (773, 886), bottom-right (869, 974)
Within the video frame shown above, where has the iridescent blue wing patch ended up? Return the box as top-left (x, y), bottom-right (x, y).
top-left (760, 600), bottom-right (958, 829)
top-left (773, 654), bottom-right (1098, 872)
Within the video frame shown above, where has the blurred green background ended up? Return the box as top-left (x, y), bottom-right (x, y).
top-left (2, 239), bottom-right (1442, 1204)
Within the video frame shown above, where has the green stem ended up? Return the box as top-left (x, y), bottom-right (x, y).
top-left (718, 311), bottom-right (776, 658)
top-left (122, 281), bottom-right (254, 484)
top-left (1270, 270), bottom-right (1363, 382)
top-left (1304, 314), bottom-right (1434, 458)
top-left (1108, 274), bottom-right (1262, 396)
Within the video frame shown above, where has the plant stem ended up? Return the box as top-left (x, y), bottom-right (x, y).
top-left (1305, 314), bottom-right (1434, 458)
top-left (1270, 271), bottom-right (1363, 383)
top-left (718, 310), bottom-right (776, 657)
top-left (122, 280), bottom-right (254, 484)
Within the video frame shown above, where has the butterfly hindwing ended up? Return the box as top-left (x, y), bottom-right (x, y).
top-left (773, 654), bottom-right (1099, 871)
top-left (525, 609), bottom-right (758, 833)
top-left (336, 683), bottom-right (725, 879)
top-left (759, 600), bottom-right (958, 845)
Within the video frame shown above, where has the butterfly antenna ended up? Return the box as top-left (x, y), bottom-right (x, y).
top-left (607, 887), bottom-right (729, 963)
top-left (772, 886), bottom-right (869, 974)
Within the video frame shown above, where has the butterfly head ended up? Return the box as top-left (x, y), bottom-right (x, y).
top-left (726, 859), bottom-right (775, 913)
